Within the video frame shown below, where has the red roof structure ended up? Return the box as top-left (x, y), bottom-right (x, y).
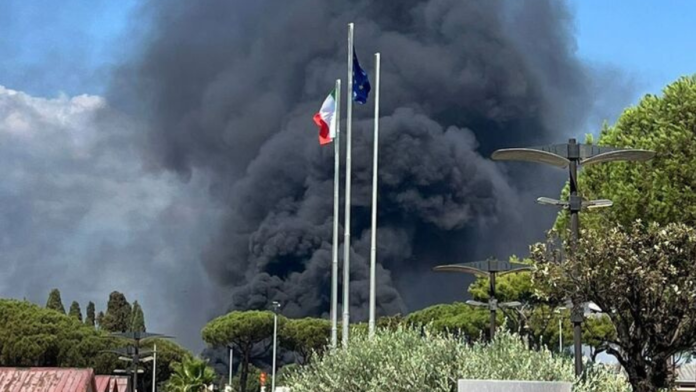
top-left (95, 375), bottom-right (114, 392)
top-left (113, 376), bottom-right (129, 392)
top-left (94, 375), bottom-right (129, 392)
top-left (0, 368), bottom-right (98, 392)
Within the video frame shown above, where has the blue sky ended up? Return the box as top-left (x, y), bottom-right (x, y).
top-left (0, 0), bottom-right (138, 96)
top-left (570, 0), bottom-right (696, 97)
top-left (1, 1), bottom-right (694, 107)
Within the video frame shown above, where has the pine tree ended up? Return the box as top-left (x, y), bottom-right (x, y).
top-left (100, 291), bottom-right (132, 332)
top-left (85, 302), bottom-right (96, 327)
top-left (130, 301), bottom-right (146, 332)
top-left (96, 311), bottom-right (105, 329)
top-left (46, 289), bottom-right (65, 314)
top-left (68, 301), bottom-right (82, 322)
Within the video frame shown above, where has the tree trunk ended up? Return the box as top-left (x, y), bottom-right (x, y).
top-left (623, 354), bottom-right (672, 392)
top-left (240, 348), bottom-right (250, 392)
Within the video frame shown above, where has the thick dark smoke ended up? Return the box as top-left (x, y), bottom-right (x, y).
top-left (110, 0), bottom-right (598, 321)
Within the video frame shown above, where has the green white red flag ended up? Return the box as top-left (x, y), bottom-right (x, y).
top-left (313, 89), bottom-right (337, 145)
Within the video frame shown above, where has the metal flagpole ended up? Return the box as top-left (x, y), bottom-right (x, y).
top-left (228, 346), bottom-right (233, 387)
top-left (331, 79), bottom-right (341, 348)
top-left (152, 344), bottom-right (157, 392)
top-left (368, 52), bottom-right (380, 338)
top-left (342, 22), bottom-right (354, 348)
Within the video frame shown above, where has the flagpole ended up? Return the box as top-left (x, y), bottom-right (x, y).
top-left (342, 22), bottom-right (354, 348)
top-left (331, 78), bottom-right (341, 349)
top-left (152, 344), bottom-right (157, 392)
top-left (368, 52), bottom-right (380, 338)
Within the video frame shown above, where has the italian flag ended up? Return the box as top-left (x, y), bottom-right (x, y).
top-left (313, 89), bottom-right (337, 145)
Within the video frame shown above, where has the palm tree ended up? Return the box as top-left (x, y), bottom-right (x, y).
top-left (166, 356), bottom-right (216, 392)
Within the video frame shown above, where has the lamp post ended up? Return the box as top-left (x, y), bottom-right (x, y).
top-left (492, 138), bottom-right (654, 376)
top-left (434, 258), bottom-right (531, 340)
top-left (555, 307), bottom-right (567, 353)
top-left (108, 331), bottom-right (173, 392)
top-left (271, 301), bottom-right (281, 392)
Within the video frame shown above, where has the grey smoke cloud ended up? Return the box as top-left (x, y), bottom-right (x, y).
top-left (0, 86), bottom-right (220, 350)
top-left (108, 0), bottom-right (624, 325)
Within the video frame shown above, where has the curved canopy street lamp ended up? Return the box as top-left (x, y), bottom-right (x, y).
top-left (492, 138), bottom-right (654, 376)
top-left (109, 331), bottom-right (173, 392)
top-left (434, 259), bottom-right (531, 340)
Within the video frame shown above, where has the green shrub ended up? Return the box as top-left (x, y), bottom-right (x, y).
top-left (286, 327), bottom-right (628, 392)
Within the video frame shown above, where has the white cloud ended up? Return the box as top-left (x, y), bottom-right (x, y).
top-left (0, 86), bottom-right (222, 350)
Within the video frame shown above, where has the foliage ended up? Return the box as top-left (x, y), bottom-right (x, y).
top-left (166, 356), bottom-right (216, 392)
top-left (405, 302), bottom-right (491, 341)
top-left (532, 221), bottom-right (696, 392)
top-left (468, 257), bottom-right (536, 304)
top-left (130, 300), bottom-right (146, 332)
top-left (467, 256), bottom-right (615, 353)
top-left (556, 75), bottom-right (696, 231)
top-left (68, 301), bottom-right (82, 322)
top-left (96, 311), bottom-right (105, 329)
top-left (280, 318), bottom-right (330, 364)
top-left (100, 291), bottom-right (132, 333)
top-left (376, 314), bottom-right (404, 331)
top-left (45, 289), bottom-right (65, 314)
top-left (0, 299), bottom-right (120, 373)
top-left (286, 327), bottom-right (629, 392)
top-left (202, 311), bottom-right (279, 392)
top-left (230, 364), bottom-right (263, 392)
top-left (85, 301), bottom-right (96, 327)
top-left (141, 338), bottom-right (192, 392)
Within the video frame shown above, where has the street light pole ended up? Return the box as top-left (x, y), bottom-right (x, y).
top-left (554, 306), bottom-right (566, 353)
top-left (271, 301), bottom-right (281, 392)
top-left (133, 340), bottom-right (139, 392)
top-left (492, 138), bottom-right (654, 377)
top-left (567, 138), bottom-right (583, 375)
top-left (434, 258), bottom-right (531, 341)
top-left (489, 272), bottom-right (496, 340)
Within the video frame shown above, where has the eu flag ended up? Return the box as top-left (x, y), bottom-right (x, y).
top-left (353, 48), bottom-right (371, 104)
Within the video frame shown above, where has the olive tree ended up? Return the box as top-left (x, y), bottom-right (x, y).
top-left (532, 222), bottom-right (696, 392)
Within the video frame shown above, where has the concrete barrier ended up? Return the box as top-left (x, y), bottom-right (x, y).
top-left (458, 380), bottom-right (572, 392)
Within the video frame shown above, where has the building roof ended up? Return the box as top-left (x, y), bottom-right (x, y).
top-left (113, 376), bottom-right (128, 392)
top-left (94, 375), bottom-right (113, 392)
top-left (676, 363), bottom-right (696, 384)
top-left (0, 367), bottom-right (97, 392)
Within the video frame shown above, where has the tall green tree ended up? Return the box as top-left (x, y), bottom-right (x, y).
top-left (100, 291), bottom-right (132, 332)
top-left (45, 289), bottom-right (65, 314)
top-left (556, 75), bottom-right (696, 231)
top-left (130, 301), bottom-right (146, 332)
top-left (96, 311), bottom-right (105, 329)
top-left (532, 222), bottom-right (696, 392)
top-left (406, 302), bottom-right (490, 342)
top-left (85, 302), bottom-right (96, 327)
top-left (0, 299), bottom-right (120, 372)
top-left (202, 311), bottom-right (279, 392)
top-left (68, 301), bottom-right (82, 322)
top-left (280, 318), bottom-right (330, 364)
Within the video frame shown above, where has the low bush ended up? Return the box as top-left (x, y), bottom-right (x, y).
top-left (286, 327), bottom-right (628, 392)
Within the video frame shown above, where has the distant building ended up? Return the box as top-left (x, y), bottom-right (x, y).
top-left (95, 375), bottom-right (130, 392)
top-left (676, 364), bottom-right (696, 392)
top-left (0, 368), bottom-right (130, 392)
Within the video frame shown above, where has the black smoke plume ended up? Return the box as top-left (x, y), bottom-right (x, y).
top-left (110, 0), bottom-right (598, 320)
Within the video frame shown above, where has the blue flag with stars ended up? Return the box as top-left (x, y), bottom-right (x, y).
top-left (352, 48), bottom-right (371, 104)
